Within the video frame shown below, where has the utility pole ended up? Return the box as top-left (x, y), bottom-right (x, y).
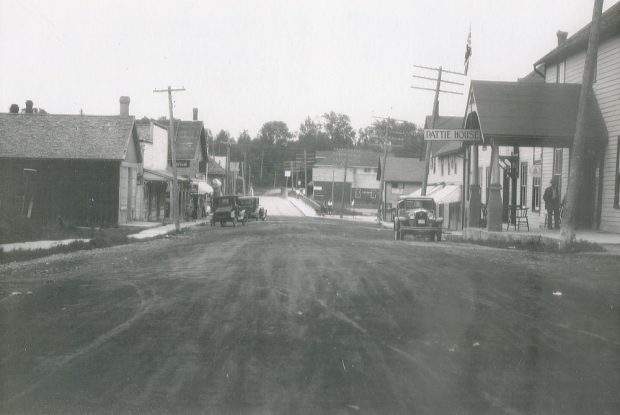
top-left (304, 149), bottom-right (308, 196)
top-left (340, 152), bottom-right (349, 218)
top-left (225, 141), bottom-right (230, 194)
top-left (560, 0), bottom-right (604, 249)
top-left (153, 86), bottom-right (185, 232)
top-left (243, 152), bottom-right (247, 195)
top-left (377, 119), bottom-right (390, 222)
top-left (411, 65), bottom-right (465, 196)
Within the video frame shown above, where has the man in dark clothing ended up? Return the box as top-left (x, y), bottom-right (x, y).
top-left (543, 179), bottom-right (560, 229)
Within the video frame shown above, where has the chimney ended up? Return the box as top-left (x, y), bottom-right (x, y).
top-left (119, 96), bottom-right (131, 117)
top-left (192, 107), bottom-right (198, 121)
top-left (556, 30), bottom-right (568, 46)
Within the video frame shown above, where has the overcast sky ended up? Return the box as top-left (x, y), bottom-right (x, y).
top-left (0, 0), bottom-right (613, 137)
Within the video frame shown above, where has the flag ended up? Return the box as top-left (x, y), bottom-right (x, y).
top-left (464, 29), bottom-right (472, 75)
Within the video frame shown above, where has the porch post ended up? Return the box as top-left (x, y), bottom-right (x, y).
top-left (468, 144), bottom-right (481, 227)
top-left (487, 140), bottom-right (503, 231)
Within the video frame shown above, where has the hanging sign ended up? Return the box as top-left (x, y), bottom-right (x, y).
top-left (284, 170), bottom-right (291, 177)
top-left (424, 129), bottom-right (482, 142)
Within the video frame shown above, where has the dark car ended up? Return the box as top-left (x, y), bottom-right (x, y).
top-left (238, 196), bottom-right (260, 220)
top-left (210, 195), bottom-right (247, 227)
top-left (393, 196), bottom-right (443, 241)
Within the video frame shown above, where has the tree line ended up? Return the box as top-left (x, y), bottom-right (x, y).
top-left (208, 112), bottom-right (424, 188)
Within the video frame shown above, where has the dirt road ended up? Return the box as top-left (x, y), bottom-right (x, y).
top-left (1, 217), bottom-right (619, 414)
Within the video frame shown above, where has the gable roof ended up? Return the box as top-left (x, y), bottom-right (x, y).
top-left (0, 113), bottom-right (140, 161)
top-left (469, 80), bottom-right (607, 146)
top-left (434, 141), bottom-right (464, 158)
top-left (171, 120), bottom-right (205, 160)
top-left (315, 149), bottom-right (380, 168)
top-left (207, 157), bottom-right (226, 175)
top-left (379, 156), bottom-right (426, 183)
top-left (534, 1), bottom-right (620, 66)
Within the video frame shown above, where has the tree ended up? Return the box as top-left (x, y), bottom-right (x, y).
top-left (9, 104), bottom-right (19, 114)
top-left (214, 130), bottom-right (231, 156)
top-left (298, 117), bottom-right (330, 149)
top-left (237, 129), bottom-right (252, 145)
top-left (322, 112), bottom-right (355, 147)
top-left (258, 121), bottom-right (292, 145)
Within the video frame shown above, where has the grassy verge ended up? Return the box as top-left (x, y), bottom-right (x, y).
top-left (455, 237), bottom-right (604, 253)
top-left (0, 226), bottom-right (152, 264)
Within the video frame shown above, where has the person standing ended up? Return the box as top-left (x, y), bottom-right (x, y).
top-left (543, 179), bottom-right (560, 229)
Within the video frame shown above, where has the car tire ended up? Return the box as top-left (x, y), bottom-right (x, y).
top-left (220, 221), bottom-right (225, 227)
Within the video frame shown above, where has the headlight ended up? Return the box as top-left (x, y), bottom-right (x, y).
top-left (428, 212), bottom-right (435, 220)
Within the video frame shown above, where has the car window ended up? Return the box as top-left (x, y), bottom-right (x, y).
top-left (404, 200), bottom-right (434, 210)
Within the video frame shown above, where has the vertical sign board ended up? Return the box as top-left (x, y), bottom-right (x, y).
top-left (424, 129), bottom-right (482, 142)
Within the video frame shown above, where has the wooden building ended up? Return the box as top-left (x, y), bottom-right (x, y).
top-left (0, 111), bottom-right (141, 226)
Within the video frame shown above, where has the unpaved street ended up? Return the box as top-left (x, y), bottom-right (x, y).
top-left (1, 217), bottom-right (619, 415)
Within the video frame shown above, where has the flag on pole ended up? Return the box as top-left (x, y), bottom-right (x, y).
top-left (464, 29), bottom-right (472, 75)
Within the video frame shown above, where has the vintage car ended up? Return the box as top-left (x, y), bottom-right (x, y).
top-left (393, 196), bottom-right (443, 241)
top-left (210, 195), bottom-right (247, 227)
top-left (237, 196), bottom-right (267, 221)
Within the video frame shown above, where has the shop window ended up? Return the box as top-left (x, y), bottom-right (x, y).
top-left (532, 161), bottom-right (541, 212)
top-left (520, 162), bottom-right (528, 207)
top-left (615, 137), bottom-right (620, 208)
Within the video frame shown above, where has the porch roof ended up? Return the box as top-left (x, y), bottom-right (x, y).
top-left (468, 80), bottom-right (607, 147)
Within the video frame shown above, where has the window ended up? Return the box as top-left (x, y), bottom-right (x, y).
top-left (371, 191), bottom-right (377, 199)
top-left (355, 189), bottom-right (361, 199)
top-left (615, 137), bottom-right (620, 208)
top-left (520, 162), bottom-right (528, 207)
top-left (455, 158), bottom-right (458, 175)
top-left (447, 157), bottom-right (451, 175)
top-left (556, 60), bottom-right (566, 83)
top-left (553, 148), bottom-right (563, 200)
top-left (433, 157), bottom-right (436, 174)
top-left (363, 168), bottom-right (372, 173)
top-left (532, 161), bottom-right (541, 212)
top-left (441, 159), bottom-right (445, 176)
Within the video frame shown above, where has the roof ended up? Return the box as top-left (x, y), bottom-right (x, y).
top-left (135, 121), bottom-right (152, 143)
top-left (434, 141), bottom-right (464, 158)
top-left (207, 157), bottom-right (226, 175)
top-left (379, 156), bottom-right (426, 183)
top-left (518, 70), bottom-right (545, 83)
top-left (315, 149), bottom-right (380, 168)
top-left (0, 113), bottom-right (140, 161)
top-left (469, 80), bottom-right (607, 146)
top-left (534, 1), bottom-right (620, 66)
top-left (423, 116), bottom-right (463, 129)
top-left (410, 184), bottom-right (461, 204)
top-left (172, 120), bottom-right (205, 160)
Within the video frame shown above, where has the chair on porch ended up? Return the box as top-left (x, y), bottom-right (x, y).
top-left (507, 206), bottom-right (529, 231)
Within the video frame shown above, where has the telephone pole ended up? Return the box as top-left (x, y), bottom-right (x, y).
top-left (560, 0), bottom-right (604, 249)
top-left (411, 65), bottom-right (465, 196)
top-left (304, 149), bottom-right (308, 196)
top-left (153, 86), bottom-right (185, 232)
top-left (377, 118), bottom-right (390, 222)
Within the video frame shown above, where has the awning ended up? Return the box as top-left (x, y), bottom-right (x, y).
top-left (466, 81), bottom-right (608, 147)
top-left (191, 180), bottom-right (213, 194)
top-left (408, 184), bottom-right (462, 205)
top-left (143, 168), bottom-right (174, 182)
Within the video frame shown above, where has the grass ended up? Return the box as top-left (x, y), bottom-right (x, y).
top-left (456, 237), bottom-right (605, 253)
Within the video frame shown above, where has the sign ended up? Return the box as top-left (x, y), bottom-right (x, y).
top-left (424, 129), bottom-right (481, 142)
top-left (176, 160), bottom-right (190, 168)
top-left (284, 170), bottom-right (291, 177)
top-left (314, 185), bottom-right (323, 191)
top-left (529, 164), bottom-right (542, 177)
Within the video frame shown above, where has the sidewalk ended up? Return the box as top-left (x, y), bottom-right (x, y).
top-left (0, 219), bottom-right (209, 252)
top-left (128, 218), bottom-right (209, 240)
top-left (288, 198), bottom-right (317, 217)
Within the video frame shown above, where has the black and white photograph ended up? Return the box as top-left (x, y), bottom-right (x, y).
top-left (1, 0), bottom-right (619, 414)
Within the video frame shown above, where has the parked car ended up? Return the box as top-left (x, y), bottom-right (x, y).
top-left (393, 196), bottom-right (443, 241)
top-left (238, 196), bottom-right (260, 220)
top-left (210, 195), bottom-right (247, 227)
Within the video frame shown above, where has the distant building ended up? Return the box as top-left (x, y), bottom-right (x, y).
top-left (312, 149), bottom-right (381, 208)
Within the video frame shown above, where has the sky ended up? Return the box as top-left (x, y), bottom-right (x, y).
top-left (0, 0), bottom-right (614, 137)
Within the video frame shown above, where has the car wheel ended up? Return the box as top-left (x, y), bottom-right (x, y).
top-left (220, 221), bottom-right (225, 227)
